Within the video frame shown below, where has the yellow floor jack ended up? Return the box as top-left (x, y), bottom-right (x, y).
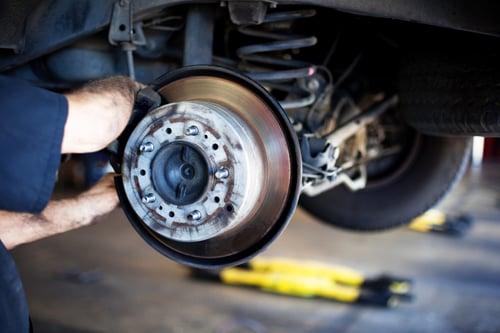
top-left (408, 209), bottom-right (474, 236)
top-left (192, 257), bottom-right (413, 307)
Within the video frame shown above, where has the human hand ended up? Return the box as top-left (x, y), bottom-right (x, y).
top-left (61, 173), bottom-right (120, 229)
top-left (61, 76), bottom-right (143, 154)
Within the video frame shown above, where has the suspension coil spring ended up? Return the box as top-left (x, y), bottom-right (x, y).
top-left (236, 9), bottom-right (318, 110)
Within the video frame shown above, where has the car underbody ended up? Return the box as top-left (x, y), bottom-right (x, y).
top-left (1, 0), bottom-right (499, 267)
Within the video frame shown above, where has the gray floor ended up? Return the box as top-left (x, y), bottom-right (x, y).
top-left (12, 163), bottom-right (500, 333)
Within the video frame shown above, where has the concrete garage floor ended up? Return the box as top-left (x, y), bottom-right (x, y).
top-left (12, 163), bottom-right (500, 333)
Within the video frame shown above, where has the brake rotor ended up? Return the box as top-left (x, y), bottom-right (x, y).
top-left (115, 66), bottom-right (301, 268)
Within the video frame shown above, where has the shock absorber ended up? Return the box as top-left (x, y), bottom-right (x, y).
top-left (236, 9), bottom-right (318, 110)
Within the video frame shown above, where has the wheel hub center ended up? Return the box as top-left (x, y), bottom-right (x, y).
top-left (180, 164), bottom-right (195, 180)
top-left (151, 142), bottom-right (209, 206)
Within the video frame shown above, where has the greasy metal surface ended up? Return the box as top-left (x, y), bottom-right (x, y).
top-left (122, 100), bottom-right (274, 243)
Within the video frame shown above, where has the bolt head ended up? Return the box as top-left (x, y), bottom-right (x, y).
top-left (215, 167), bottom-right (229, 179)
top-left (185, 125), bottom-right (199, 136)
top-left (188, 210), bottom-right (202, 221)
top-left (139, 142), bottom-right (154, 153)
top-left (142, 193), bottom-right (156, 204)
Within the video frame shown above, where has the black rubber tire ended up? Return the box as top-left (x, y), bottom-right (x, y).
top-left (299, 135), bottom-right (471, 231)
top-left (398, 52), bottom-right (500, 137)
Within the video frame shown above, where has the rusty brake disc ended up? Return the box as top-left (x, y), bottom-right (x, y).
top-left (114, 66), bottom-right (301, 268)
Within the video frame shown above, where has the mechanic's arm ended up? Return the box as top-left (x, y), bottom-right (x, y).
top-left (0, 76), bottom-right (138, 249)
top-left (62, 76), bottom-right (139, 153)
top-left (0, 174), bottom-right (118, 249)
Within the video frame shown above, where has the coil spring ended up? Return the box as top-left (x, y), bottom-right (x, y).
top-left (236, 9), bottom-right (318, 110)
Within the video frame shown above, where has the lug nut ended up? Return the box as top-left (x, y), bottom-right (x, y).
top-left (185, 125), bottom-right (199, 136)
top-left (142, 193), bottom-right (156, 204)
top-left (139, 142), bottom-right (154, 153)
top-left (215, 167), bottom-right (229, 179)
top-left (188, 210), bottom-right (202, 221)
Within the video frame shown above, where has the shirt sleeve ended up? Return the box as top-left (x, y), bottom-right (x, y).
top-left (0, 75), bottom-right (68, 213)
top-left (0, 241), bottom-right (30, 332)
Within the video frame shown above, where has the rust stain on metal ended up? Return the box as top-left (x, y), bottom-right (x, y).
top-left (124, 149), bottom-right (139, 170)
top-left (149, 210), bottom-right (166, 222)
top-left (146, 119), bottom-right (164, 136)
top-left (170, 222), bottom-right (197, 235)
top-left (133, 175), bottom-right (143, 198)
top-left (169, 205), bottom-right (233, 232)
top-left (163, 103), bottom-right (178, 118)
top-left (223, 133), bottom-right (242, 151)
top-left (168, 115), bottom-right (191, 124)
top-left (204, 125), bottom-right (221, 139)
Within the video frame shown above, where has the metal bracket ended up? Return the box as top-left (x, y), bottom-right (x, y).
top-left (302, 96), bottom-right (399, 196)
top-left (325, 95), bottom-right (399, 147)
top-left (108, 0), bottom-right (146, 46)
top-left (224, 1), bottom-right (276, 25)
top-left (108, 0), bottom-right (146, 79)
top-left (108, 0), bottom-right (134, 46)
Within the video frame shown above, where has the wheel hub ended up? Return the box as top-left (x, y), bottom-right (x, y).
top-left (122, 100), bottom-right (270, 243)
top-left (151, 142), bottom-right (209, 206)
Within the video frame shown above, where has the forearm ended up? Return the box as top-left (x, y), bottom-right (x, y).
top-left (0, 174), bottom-right (118, 249)
top-left (0, 200), bottom-right (78, 249)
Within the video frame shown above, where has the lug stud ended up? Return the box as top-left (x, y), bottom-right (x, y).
top-left (215, 167), bottom-right (229, 179)
top-left (139, 142), bottom-right (154, 153)
top-left (185, 125), bottom-right (199, 136)
top-left (142, 193), bottom-right (156, 204)
top-left (188, 210), bottom-right (202, 221)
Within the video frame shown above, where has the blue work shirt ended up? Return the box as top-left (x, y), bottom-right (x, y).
top-left (0, 75), bottom-right (68, 332)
